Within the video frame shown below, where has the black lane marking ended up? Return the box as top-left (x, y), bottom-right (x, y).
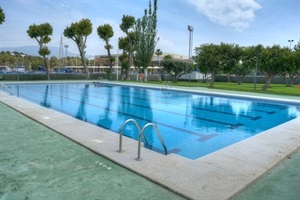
top-left (198, 133), bottom-right (218, 142)
top-left (191, 106), bottom-right (262, 121)
top-left (253, 110), bottom-right (276, 114)
top-left (255, 102), bottom-right (288, 110)
top-left (145, 146), bottom-right (181, 155)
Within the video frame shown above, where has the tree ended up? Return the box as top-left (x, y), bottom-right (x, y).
top-left (135, 0), bottom-right (159, 82)
top-left (259, 45), bottom-right (285, 90)
top-left (27, 23), bottom-right (53, 80)
top-left (97, 24), bottom-right (114, 80)
top-left (120, 15), bottom-right (135, 80)
top-left (0, 6), bottom-right (5, 24)
top-left (161, 59), bottom-right (194, 82)
top-left (118, 37), bottom-right (130, 77)
top-left (64, 18), bottom-right (92, 79)
top-left (163, 54), bottom-right (173, 59)
top-left (50, 56), bottom-right (58, 68)
top-left (230, 46), bottom-right (254, 84)
top-left (280, 43), bottom-right (300, 86)
top-left (194, 43), bottom-right (221, 87)
top-left (155, 49), bottom-right (163, 67)
top-left (194, 43), bottom-right (242, 87)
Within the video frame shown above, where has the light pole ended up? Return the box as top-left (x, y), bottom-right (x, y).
top-left (187, 25), bottom-right (193, 59)
top-left (254, 51), bottom-right (259, 91)
top-left (288, 39), bottom-right (294, 50)
top-left (188, 25), bottom-right (193, 82)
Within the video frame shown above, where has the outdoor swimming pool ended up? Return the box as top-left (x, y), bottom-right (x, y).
top-left (4, 82), bottom-right (300, 159)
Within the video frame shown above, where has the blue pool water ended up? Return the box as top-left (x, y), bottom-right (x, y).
top-left (5, 83), bottom-right (300, 159)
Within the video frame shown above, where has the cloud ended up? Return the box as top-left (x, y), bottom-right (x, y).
top-left (187, 0), bottom-right (261, 31)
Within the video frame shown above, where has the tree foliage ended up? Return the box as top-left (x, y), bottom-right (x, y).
top-left (161, 59), bottom-right (194, 82)
top-left (279, 42), bottom-right (300, 86)
top-left (163, 54), bottom-right (173, 59)
top-left (0, 6), bottom-right (5, 24)
top-left (135, 0), bottom-right (159, 81)
top-left (193, 42), bottom-right (299, 90)
top-left (64, 18), bottom-right (92, 79)
top-left (27, 23), bottom-right (53, 80)
top-left (97, 24), bottom-right (114, 79)
top-left (194, 43), bottom-right (222, 87)
top-left (155, 49), bottom-right (162, 57)
top-left (230, 46), bottom-right (254, 84)
top-left (0, 51), bottom-right (43, 71)
top-left (120, 15), bottom-right (135, 80)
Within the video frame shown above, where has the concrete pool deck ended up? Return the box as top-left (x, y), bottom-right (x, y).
top-left (1, 81), bottom-right (300, 199)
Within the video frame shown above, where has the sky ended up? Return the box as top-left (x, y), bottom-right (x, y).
top-left (0, 0), bottom-right (299, 58)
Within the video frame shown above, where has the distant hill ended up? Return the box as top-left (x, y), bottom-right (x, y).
top-left (0, 46), bottom-right (92, 58)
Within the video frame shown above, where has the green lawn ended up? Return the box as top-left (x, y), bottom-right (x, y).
top-left (122, 80), bottom-right (300, 96)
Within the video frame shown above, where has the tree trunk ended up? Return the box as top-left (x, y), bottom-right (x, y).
top-left (79, 51), bottom-right (89, 80)
top-left (121, 67), bottom-right (125, 80)
top-left (43, 56), bottom-right (50, 80)
top-left (143, 68), bottom-right (148, 82)
top-left (236, 75), bottom-right (244, 85)
top-left (106, 41), bottom-right (113, 81)
top-left (209, 73), bottom-right (216, 87)
top-left (286, 77), bottom-right (292, 87)
top-left (263, 76), bottom-right (272, 91)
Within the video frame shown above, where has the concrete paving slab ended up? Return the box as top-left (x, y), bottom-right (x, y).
top-left (232, 148), bottom-right (300, 200)
top-left (0, 102), bottom-right (186, 200)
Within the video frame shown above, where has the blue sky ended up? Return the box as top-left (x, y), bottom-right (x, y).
top-left (0, 0), bottom-right (299, 57)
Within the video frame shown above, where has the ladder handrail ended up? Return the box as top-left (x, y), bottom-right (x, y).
top-left (0, 83), bottom-right (14, 95)
top-left (136, 123), bottom-right (168, 161)
top-left (117, 119), bottom-right (148, 153)
top-left (166, 81), bottom-right (171, 88)
top-left (162, 81), bottom-right (172, 90)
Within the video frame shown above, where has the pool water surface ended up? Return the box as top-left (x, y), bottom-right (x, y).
top-left (6, 83), bottom-right (300, 159)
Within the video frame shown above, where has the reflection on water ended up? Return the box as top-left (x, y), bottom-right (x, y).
top-left (40, 85), bottom-right (51, 108)
top-left (134, 87), bottom-right (154, 147)
top-left (97, 85), bottom-right (113, 129)
top-left (230, 100), bottom-right (252, 118)
top-left (75, 84), bottom-right (89, 121)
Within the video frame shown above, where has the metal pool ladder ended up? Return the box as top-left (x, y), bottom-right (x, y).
top-left (0, 84), bottom-right (14, 95)
top-left (118, 119), bottom-right (168, 161)
top-left (162, 81), bottom-right (172, 90)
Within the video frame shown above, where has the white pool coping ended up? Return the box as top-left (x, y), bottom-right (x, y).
top-left (1, 81), bottom-right (299, 200)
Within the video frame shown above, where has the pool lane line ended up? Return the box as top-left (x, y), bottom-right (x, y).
top-left (19, 86), bottom-right (247, 130)
top-left (23, 85), bottom-right (258, 124)
top-left (46, 84), bottom-right (284, 117)
top-left (22, 84), bottom-right (280, 117)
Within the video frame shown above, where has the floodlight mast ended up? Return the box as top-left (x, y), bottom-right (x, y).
top-left (288, 39), bottom-right (294, 50)
top-left (188, 25), bottom-right (193, 59)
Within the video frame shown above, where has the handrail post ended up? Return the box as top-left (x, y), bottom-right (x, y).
top-left (136, 123), bottom-right (168, 160)
top-left (117, 129), bottom-right (124, 153)
top-left (136, 134), bottom-right (143, 161)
